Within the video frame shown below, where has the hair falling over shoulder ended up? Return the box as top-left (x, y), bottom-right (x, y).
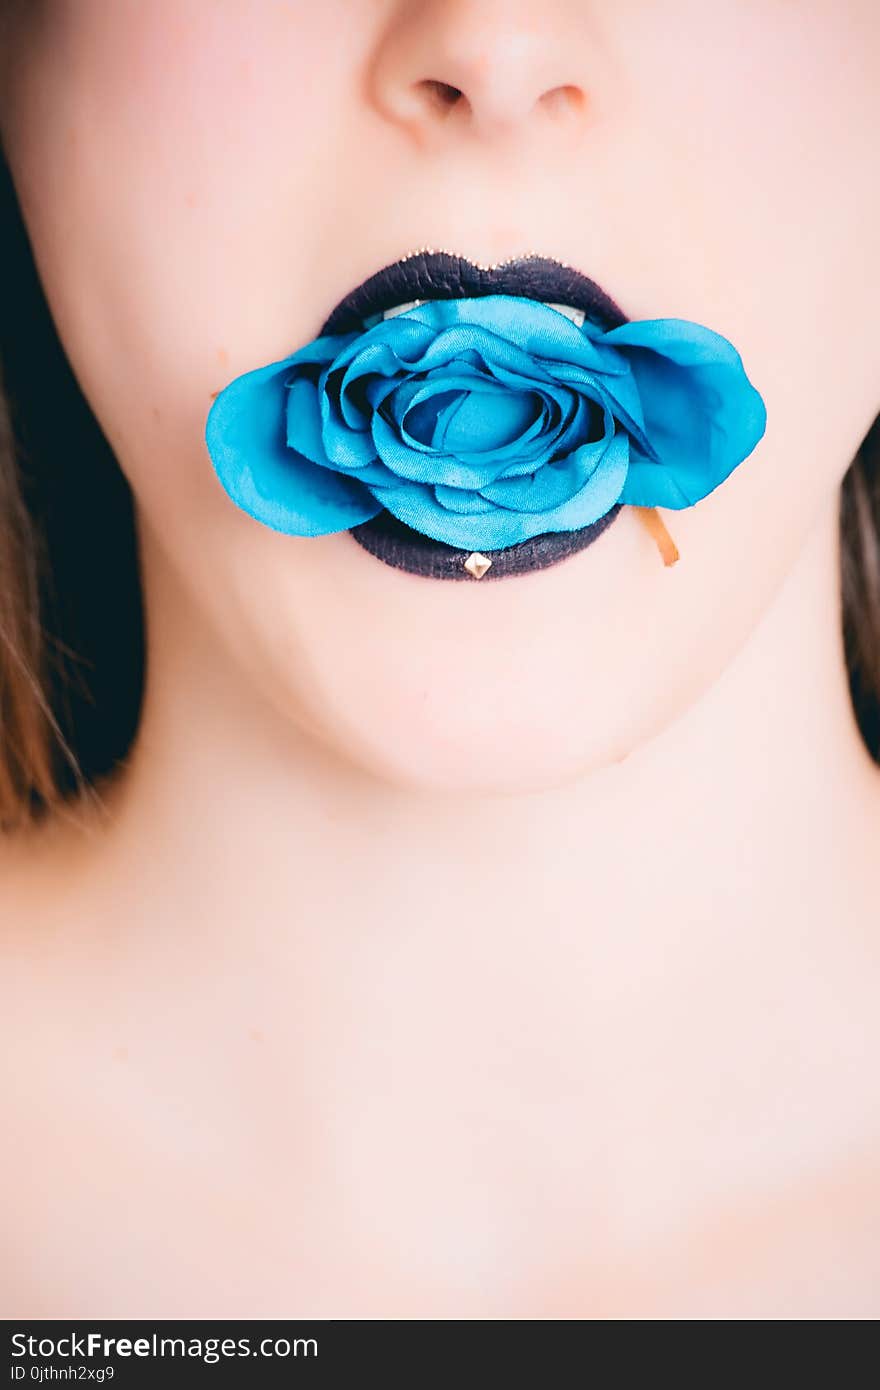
top-left (840, 413), bottom-right (880, 760)
top-left (0, 152), bottom-right (144, 832)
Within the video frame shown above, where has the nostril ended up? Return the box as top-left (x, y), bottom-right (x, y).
top-left (415, 79), bottom-right (468, 119)
top-left (537, 84), bottom-right (587, 120)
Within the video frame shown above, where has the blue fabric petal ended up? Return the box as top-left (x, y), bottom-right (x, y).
top-left (605, 318), bottom-right (767, 508)
top-left (285, 377), bottom-right (327, 464)
top-left (371, 432), bottom-right (630, 549)
top-left (206, 355), bottom-right (381, 535)
top-left (370, 410), bottom-right (504, 490)
top-left (479, 432), bottom-right (623, 513)
top-left (431, 484), bottom-right (498, 515)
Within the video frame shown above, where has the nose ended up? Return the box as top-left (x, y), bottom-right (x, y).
top-left (368, 0), bottom-right (590, 145)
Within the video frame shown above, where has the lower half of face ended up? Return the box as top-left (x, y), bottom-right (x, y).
top-left (3, 0), bottom-right (879, 794)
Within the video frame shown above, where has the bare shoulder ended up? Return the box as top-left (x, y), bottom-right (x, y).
top-left (0, 795), bottom-right (121, 1315)
top-left (0, 781), bottom-right (117, 895)
top-left (0, 790), bottom-right (114, 994)
top-left (0, 817), bottom-right (63, 954)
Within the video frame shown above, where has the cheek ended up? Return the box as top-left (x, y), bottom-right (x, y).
top-left (4, 0), bottom-right (374, 524)
top-left (602, 0), bottom-right (880, 524)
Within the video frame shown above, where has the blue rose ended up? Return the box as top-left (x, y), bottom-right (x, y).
top-left (205, 295), bottom-right (766, 551)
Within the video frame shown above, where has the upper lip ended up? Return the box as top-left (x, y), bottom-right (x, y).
top-left (321, 251), bottom-right (629, 335)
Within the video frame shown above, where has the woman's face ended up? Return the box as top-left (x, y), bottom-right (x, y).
top-left (2, 0), bottom-right (879, 793)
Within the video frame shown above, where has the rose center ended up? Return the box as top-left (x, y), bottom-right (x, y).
top-left (402, 385), bottom-right (542, 453)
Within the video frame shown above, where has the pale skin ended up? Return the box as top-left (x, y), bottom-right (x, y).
top-left (1, 0), bottom-right (879, 1318)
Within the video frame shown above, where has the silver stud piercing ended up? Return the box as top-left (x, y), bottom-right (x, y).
top-left (463, 552), bottom-right (493, 579)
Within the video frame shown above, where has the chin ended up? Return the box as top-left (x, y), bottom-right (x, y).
top-left (289, 629), bottom-right (646, 798)
top-left (199, 500), bottom-right (749, 801)
top-left (317, 696), bottom-right (617, 798)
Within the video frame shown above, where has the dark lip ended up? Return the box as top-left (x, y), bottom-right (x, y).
top-left (349, 504), bottom-right (623, 581)
top-left (320, 250), bottom-right (629, 335)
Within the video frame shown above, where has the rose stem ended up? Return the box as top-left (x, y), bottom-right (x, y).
top-left (632, 506), bottom-right (680, 566)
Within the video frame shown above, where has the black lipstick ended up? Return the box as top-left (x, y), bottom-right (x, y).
top-left (322, 251), bottom-right (628, 582)
top-left (321, 250), bottom-right (627, 336)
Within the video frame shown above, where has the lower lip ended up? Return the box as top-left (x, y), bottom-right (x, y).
top-left (348, 505), bottom-right (623, 582)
